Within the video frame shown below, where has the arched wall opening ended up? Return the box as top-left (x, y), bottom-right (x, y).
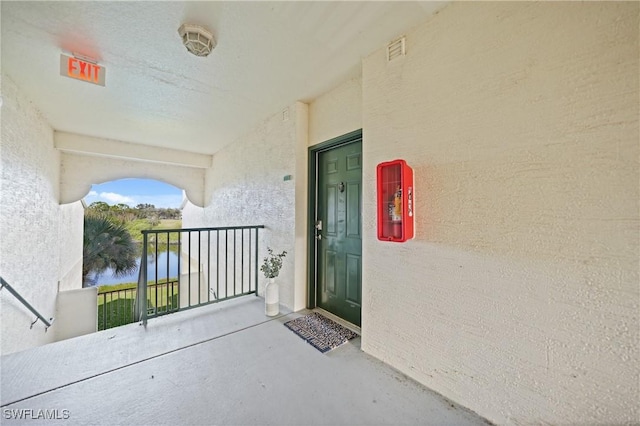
top-left (59, 152), bottom-right (207, 207)
top-left (82, 178), bottom-right (185, 288)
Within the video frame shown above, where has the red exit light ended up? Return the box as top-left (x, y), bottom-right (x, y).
top-left (59, 54), bottom-right (106, 87)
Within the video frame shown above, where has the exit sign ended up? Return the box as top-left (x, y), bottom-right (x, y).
top-left (59, 54), bottom-right (105, 87)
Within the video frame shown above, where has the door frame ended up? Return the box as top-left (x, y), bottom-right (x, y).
top-left (306, 129), bottom-right (363, 309)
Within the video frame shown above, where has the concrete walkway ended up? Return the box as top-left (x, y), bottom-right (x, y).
top-left (1, 297), bottom-right (489, 425)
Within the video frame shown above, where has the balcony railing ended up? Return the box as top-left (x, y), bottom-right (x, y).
top-left (133, 225), bottom-right (265, 326)
top-left (98, 280), bottom-right (179, 330)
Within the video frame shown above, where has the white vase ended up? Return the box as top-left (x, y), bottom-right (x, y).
top-left (265, 278), bottom-right (279, 316)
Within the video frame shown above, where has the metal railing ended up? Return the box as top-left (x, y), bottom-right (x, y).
top-left (0, 276), bottom-right (54, 331)
top-left (134, 225), bottom-right (264, 326)
top-left (98, 280), bottom-right (179, 330)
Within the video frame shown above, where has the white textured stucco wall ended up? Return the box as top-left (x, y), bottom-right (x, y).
top-left (58, 201), bottom-right (84, 292)
top-left (309, 76), bottom-right (362, 147)
top-left (0, 76), bottom-right (69, 354)
top-left (183, 102), bottom-right (308, 310)
top-left (54, 287), bottom-right (97, 342)
top-left (361, 2), bottom-right (638, 424)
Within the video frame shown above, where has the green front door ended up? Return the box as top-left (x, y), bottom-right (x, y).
top-left (316, 139), bottom-right (362, 326)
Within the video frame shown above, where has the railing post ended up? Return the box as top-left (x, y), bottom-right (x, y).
top-left (135, 232), bottom-right (149, 326)
top-left (141, 232), bottom-right (148, 326)
top-left (254, 227), bottom-right (259, 297)
top-left (134, 267), bottom-right (141, 322)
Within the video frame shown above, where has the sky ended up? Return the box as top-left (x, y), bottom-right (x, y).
top-left (83, 178), bottom-right (183, 208)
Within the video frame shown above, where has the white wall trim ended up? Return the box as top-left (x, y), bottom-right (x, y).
top-left (55, 131), bottom-right (212, 169)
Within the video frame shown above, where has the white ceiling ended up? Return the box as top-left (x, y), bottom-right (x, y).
top-left (1, 1), bottom-right (446, 155)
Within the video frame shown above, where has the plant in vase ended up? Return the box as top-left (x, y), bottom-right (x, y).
top-left (260, 248), bottom-right (287, 316)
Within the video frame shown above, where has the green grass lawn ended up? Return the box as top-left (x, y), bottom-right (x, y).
top-left (126, 219), bottom-right (182, 243)
top-left (97, 297), bottom-right (135, 331)
top-left (97, 280), bottom-right (179, 330)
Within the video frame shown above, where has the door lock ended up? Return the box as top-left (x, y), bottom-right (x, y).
top-left (315, 220), bottom-right (322, 241)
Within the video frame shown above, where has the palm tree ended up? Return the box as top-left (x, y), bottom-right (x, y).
top-left (83, 216), bottom-right (138, 286)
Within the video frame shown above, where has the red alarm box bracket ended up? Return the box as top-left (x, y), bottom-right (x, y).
top-left (376, 159), bottom-right (414, 242)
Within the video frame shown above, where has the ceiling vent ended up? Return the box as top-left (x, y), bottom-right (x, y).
top-left (387, 36), bottom-right (406, 62)
top-left (178, 24), bottom-right (216, 57)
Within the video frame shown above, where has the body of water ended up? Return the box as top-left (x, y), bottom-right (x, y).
top-left (89, 250), bottom-right (180, 286)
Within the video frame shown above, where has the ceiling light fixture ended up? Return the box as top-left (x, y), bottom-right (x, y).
top-left (178, 24), bottom-right (215, 57)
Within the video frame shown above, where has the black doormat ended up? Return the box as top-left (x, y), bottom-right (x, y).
top-left (284, 312), bottom-right (358, 353)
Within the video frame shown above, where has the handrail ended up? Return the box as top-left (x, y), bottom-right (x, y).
top-left (0, 276), bottom-right (54, 331)
top-left (140, 225), bottom-right (265, 234)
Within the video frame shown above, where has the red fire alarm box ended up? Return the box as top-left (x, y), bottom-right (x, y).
top-left (377, 159), bottom-right (414, 242)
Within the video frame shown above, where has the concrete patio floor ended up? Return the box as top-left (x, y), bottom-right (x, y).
top-left (1, 296), bottom-right (490, 425)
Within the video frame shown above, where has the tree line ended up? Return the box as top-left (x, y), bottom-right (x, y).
top-left (85, 202), bottom-right (181, 224)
